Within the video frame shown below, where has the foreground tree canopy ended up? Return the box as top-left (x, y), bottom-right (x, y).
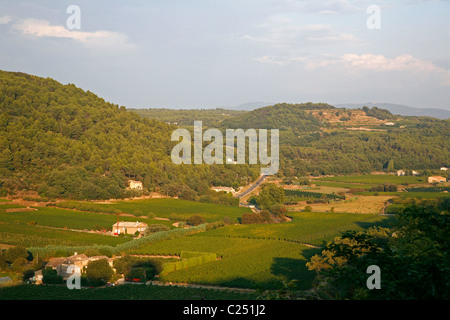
top-left (306, 198), bottom-right (450, 300)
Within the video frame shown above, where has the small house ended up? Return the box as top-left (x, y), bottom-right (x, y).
top-left (396, 170), bottom-right (406, 176)
top-left (113, 221), bottom-right (148, 235)
top-left (45, 253), bottom-right (113, 280)
top-left (441, 167), bottom-right (448, 171)
top-left (129, 180), bottom-right (143, 190)
top-left (428, 176), bottom-right (447, 183)
top-left (210, 186), bottom-right (236, 194)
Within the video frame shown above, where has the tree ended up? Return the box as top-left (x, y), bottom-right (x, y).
top-left (241, 213), bottom-right (264, 224)
top-left (187, 215), bottom-right (205, 226)
top-left (42, 267), bottom-right (63, 284)
top-left (255, 183), bottom-right (286, 210)
top-left (4, 246), bottom-right (29, 264)
top-left (85, 259), bottom-right (114, 286)
top-left (306, 199), bottom-right (450, 300)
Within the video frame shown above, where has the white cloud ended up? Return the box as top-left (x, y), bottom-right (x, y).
top-left (243, 21), bottom-right (359, 48)
top-left (11, 18), bottom-right (136, 53)
top-left (307, 53), bottom-right (450, 86)
top-left (0, 15), bottom-right (13, 24)
top-left (253, 53), bottom-right (450, 85)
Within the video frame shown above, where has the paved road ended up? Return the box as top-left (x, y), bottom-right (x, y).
top-left (234, 175), bottom-right (267, 199)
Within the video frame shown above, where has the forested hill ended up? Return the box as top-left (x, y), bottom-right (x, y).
top-left (0, 71), bottom-right (259, 200)
top-left (135, 101), bottom-right (450, 177)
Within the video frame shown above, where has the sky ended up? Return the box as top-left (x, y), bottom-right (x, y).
top-left (1, 0), bottom-right (450, 110)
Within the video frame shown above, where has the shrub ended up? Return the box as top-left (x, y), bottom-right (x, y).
top-left (187, 215), bottom-right (205, 226)
top-left (260, 210), bottom-right (272, 222)
top-left (241, 213), bottom-right (264, 224)
top-left (85, 259), bottom-right (114, 286)
top-left (145, 224), bottom-right (170, 234)
top-left (42, 267), bottom-right (63, 284)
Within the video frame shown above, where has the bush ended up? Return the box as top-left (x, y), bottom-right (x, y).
top-left (42, 267), bottom-right (63, 284)
top-left (303, 206), bottom-right (312, 212)
top-left (260, 210), bottom-right (272, 222)
top-left (187, 215), bottom-right (205, 226)
top-left (0, 187), bottom-right (7, 197)
top-left (85, 259), bottom-right (114, 286)
top-left (145, 224), bottom-right (170, 234)
top-left (241, 213), bottom-right (264, 224)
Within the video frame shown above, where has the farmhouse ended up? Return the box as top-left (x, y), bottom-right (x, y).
top-left (396, 170), bottom-right (405, 176)
top-left (113, 221), bottom-right (148, 235)
top-left (210, 186), bottom-right (236, 194)
top-left (129, 180), bottom-right (143, 190)
top-left (428, 176), bottom-right (447, 183)
top-left (45, 253), bottom-right (113, 280)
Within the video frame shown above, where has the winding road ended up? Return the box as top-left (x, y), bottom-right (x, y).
top-left (234, 175), bottom-right (267, 199)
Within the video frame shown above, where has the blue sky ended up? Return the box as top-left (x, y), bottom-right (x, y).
top-left (1, 0), bottom-right (449, 110)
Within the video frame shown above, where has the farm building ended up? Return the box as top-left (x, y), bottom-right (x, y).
top-left (45, 253), bottom-right (113, 280)
top-left (113, 221), bottom-right (148, 235)
top-left (441, 167), bottom-right (448, 171)
top-left (428, 176), bottom-right (447, 183)
top-left (211, 186), bottom-right (236, 194)
top-left (129, 180), bottom-right (143, 190)
top-left (396, 170), bottom-right (406, 176)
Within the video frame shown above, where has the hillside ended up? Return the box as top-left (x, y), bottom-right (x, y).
top-left (336, 102), bottom-right (450, 120)
top-left (0, 71), bottom-right (259, 200)
top-left (134, 102), bottom-right (450, 177)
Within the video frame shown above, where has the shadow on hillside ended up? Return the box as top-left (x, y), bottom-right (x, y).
top-left (354, 214), bottom-right (397, 230)
top-left (269, 247), bottom-right (319, 290)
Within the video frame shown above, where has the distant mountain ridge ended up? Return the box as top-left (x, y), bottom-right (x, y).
top-left (335, 102), bottom-right (450, 119)
top-left (230, 101), bottom-right (450, 119)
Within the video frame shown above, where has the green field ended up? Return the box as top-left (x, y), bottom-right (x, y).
top-left (316, 174), bottom-right (425, 184)
top-left (0, 284), bottom-right (257, 300)
top-left (0, 207), bottom-right (173, 230)
top-left (313, 181), bottom-right (373, 189)
top-left (128, 211), bottom-right (392, 290)
top-left (0, 222), bottom-right (129, 247)
top-left (55, 198), bottom-right (251, 222)
top-left (357, 191), bottom-right (450, 199)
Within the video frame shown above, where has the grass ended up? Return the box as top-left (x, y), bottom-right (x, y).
top-left (0, 284), bottom-right (257, 300)
top-left (194, 211), bottom-right (393, 246)
top-left (0, 207), bottom-right (173, 230)
top-left (128, 211), bottom-right (392, 290)
top-left (159, 241), bottom-right (317, 290)
top-left (356, 191), bottom-right (450, 199)
top-left (288, 195), bottom-right (395, 214)
top-left (56, 198), bottom-right (251, 223)
top-left (313, 181), bottom-right (373, 190)
top-left (316, 174), bottom-right (425, 184)
top-left (0, 223), bottom-right (129, 247)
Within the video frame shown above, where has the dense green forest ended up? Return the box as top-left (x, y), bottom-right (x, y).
top-left (136, 102), bottom-right (450, 177)
top-left (129, 108), bottom-right (246, 127)
top-left (0, 71), bottom-right (259, 200)
top-left (1, 71), bottom-right (449, 200)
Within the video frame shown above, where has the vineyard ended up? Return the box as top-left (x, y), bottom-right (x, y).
top-left (284, 189), bottom-right (345, 200)
top-left (404, 187), bottom-right (450, 193)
